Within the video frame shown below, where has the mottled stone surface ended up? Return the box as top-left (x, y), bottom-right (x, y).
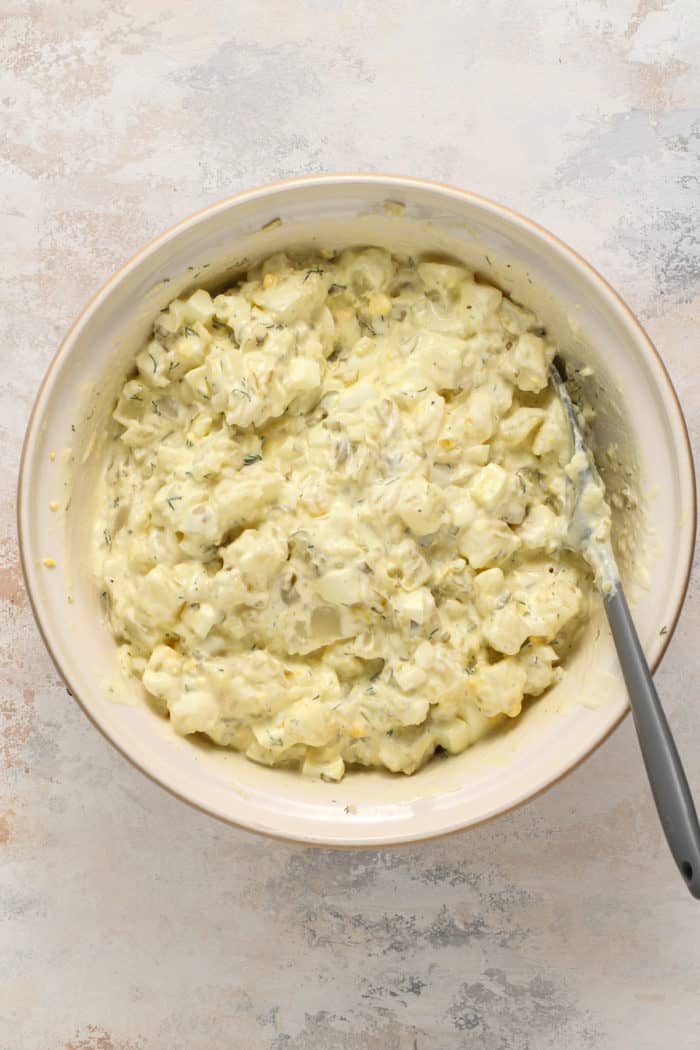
top-left (2, 2), bottom-right (699, 1047)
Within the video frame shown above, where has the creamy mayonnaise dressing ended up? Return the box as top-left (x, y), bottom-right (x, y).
top-left (564, 449), bottom-right (616, 593)
top-left (95, 248), bottom-right (594, 780)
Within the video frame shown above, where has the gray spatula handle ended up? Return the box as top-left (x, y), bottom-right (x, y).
top-left (606, 587), bottom-right (700, 899)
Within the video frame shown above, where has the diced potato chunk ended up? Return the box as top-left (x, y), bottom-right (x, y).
top-left (471, 660), bottom-right (527, 718)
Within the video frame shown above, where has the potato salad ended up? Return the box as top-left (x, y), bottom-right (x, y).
top-left (95, 248), bottom-right (591, 781)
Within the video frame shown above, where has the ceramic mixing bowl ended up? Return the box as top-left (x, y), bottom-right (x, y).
top-left (18, 175), bottom-right (696, 845)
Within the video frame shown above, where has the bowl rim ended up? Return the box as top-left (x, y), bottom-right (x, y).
top-left (17, 172), bottom-right (697, 847)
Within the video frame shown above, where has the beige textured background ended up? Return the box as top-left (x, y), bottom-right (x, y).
top-left (2, 2), bottom-right (699, 1048)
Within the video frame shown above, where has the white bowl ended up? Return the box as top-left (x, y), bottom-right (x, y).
top-left (18, 175), bottom-right (696, 846)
